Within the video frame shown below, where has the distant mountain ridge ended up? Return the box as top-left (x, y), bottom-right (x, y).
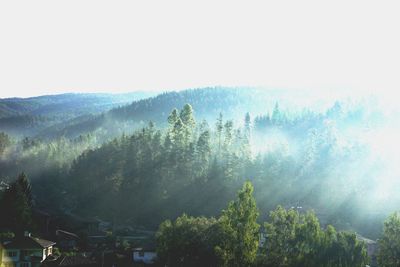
top-left (45, 87), bottom-right (334, 140)
top-left (0, 92), bottom-right (157, 118)
top-left (0, 92), bottom-right (158, 136)
top-left (1, 87), bottom-right (337, 139)
top-left (34, 87), bottom-right (271, 139)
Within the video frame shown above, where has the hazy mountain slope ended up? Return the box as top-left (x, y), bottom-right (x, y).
top-left (27, 95), bottom-right (390, 239)
top-left (0, 92), bottom-right (157, 136)
top-left (0, 92), bottom-right (158, 118)
top-left (48, 87), bottom-right (335, 139)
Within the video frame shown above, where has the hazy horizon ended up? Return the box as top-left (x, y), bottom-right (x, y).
top-left (1, 86), bottom-right (396, 103)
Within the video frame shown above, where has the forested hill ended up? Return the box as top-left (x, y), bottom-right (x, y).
top-left (0, 92), bottom-right (157, 136)
top-left (22, 100), bottom-right (389, 239)
top-left (0, 88), bottom-right (394, 240)
top-left (45, 87), bottom-right (336, 140)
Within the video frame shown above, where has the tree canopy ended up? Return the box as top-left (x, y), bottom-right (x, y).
top-left (377, 212), bottom-right (400, 267)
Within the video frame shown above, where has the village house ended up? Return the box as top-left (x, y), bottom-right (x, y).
top-left (55, 230), bottom-right (79, 251)
top-left (132, 245), bottom-right (157, 265)
top-left (0, 232), bottom-right (55, 267)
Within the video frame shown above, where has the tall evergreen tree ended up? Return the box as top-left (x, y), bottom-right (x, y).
top-left (16, 172), bottom-right (33, 208)
top-left (216, 113), bottom-right (224, 153)
top-left (0, 173), bottom-right (34, 234)
top-left (168, 108), bottom-right (179, 126)
top-left (223, 120), bottom-right (233, 154)
top-left (244, 112), bottom-right (251, 140)
top-left (196, 130), bottom-right (212, 177)
top-left (271, 102), bottom-right (281, 125)
top-left (180, 104), bottom-right (196, 129)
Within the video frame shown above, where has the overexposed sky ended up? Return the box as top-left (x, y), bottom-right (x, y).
top-left (0, 1), bottom-right (399, 98)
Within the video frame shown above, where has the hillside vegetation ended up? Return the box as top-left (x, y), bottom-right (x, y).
top-left (0, 88), bottom-right (396, 241)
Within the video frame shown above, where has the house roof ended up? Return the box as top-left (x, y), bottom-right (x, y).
top-left (33, 209), bottom-right (51, 217)
top-left (57, 255), bottom-right (96, 266)
top-left (65, 213), bottom-right (100, 224)
top-left (356, 234), bottom-right (377, 244)
top-left (4, 236), bottom-right (56, 249)
top-left (133, 243), bottom-right (156, 252)
top-left (56, 230), bottom-right (79, 240)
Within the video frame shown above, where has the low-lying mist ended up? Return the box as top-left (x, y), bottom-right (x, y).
top-left (251, 92), bottom-right (400, 237)
top-left (0, 88), bottom-right (398, 239)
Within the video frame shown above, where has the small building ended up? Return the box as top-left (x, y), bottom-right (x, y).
top-left (87, 233), bottom-right (110, 250)
top-left (60, 213), bottom-right (100, 235)
top-left (0, 232), bottom-right (55, 267)
top-left (55, 230), bottom-right (80, 251)
top-left (132, 246), bottom-right (157, 265)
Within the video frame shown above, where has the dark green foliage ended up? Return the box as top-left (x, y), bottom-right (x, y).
top-left (0, 173), bottom-right (34, 234)
top-left (156, 184), bottom-right (369, 267)
top-left (0, 134), bottom-right (96, 183)
top-left (156, 215), bottom-right (220, 267)
top-left (60, 104), bottom-right (253, 225)
top-left (15, 172), bottom-right (33, 208)
top-left (377, 212), bottom-right (400, 267)
top-left (216, 182), bottom-right (260, 267)
top-left (11, 98), bottom-right (382, 240)
top-left (156, 182), bottom-right (260, 267)
top-left (0, 89), bottom-right (397, 265)
top-left (0, 231), bottom-right (14, 241)
top-left (0, 89), bottom-right (391, 247)
top-left (260, 206), bottom-right (369, 267)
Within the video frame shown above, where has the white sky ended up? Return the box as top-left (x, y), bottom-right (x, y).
top-left (0, 0), bottom-right (399, 98)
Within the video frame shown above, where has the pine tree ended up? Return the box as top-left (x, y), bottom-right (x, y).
top-left (16, 172), bottom-right (33, 208)
top-left (216, 113), bottom-right (224, 153)
top-left (242, 113), bottom-right (252, 161)
top-left (180, 104), bottom-right (196, 129)
top-left (179, 104), bottom-right (196, 157)
top-left (271, 102), bottom-right (281, 125)
top-left (0, 173), bottom-right (34, 234)
top-left (223, 120), bottom-right (233, 154)
top-left (168, 108), bottom-right (179, 126)
top-left (196, 130), bottom-right (211, 175)
top-left (172, 118), bottom-right (185, 154)
top-left (244, 112), bottom-right (251, 140)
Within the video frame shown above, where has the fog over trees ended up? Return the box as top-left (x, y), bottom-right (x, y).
top-left (0, 87), bottom-right (399, 266)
